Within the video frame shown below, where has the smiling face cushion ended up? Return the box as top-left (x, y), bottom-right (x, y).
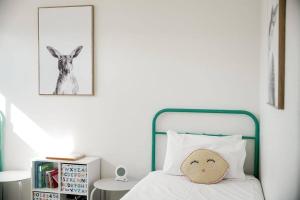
top-left (180, 149), bottom-right (229, 184)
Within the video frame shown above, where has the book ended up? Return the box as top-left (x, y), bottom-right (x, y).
top-left (40, 163), bottom-right (54, 187)
top-left (45, 171), bottom-right (48, 188)
top-left (46, 153), bottom-right (85, 161)
top-left (43, 168), bottom-right (58, 188)
top-left (34, 162), bottom-right (41, 188)
top-left (37, 164), bottom-right (43, 188)
top-left (50, 168), bottom-right (58, 188)
top-left (45, 170), bottom-right (52, 188)
top-left (35, 162), bottom-right (55, 188)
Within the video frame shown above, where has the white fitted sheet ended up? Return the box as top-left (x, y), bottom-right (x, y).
top-left (121, 171), bottom-right (264, 200)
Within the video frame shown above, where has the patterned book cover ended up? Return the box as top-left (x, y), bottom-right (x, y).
top-left (61, 164), bottom-right (88, 194)
top-left (33, 192), bottom-right (59, 200)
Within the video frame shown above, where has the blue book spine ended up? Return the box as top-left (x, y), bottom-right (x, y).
top-left (34, 162), bottom-right (39, 188)
top-left (38, 164), bottom-right (43, 188)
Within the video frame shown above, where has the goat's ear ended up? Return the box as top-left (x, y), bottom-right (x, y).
top-left (70, 46), bottom-right (83, 58)
top-left (46, 46), bottom-right (61, 58)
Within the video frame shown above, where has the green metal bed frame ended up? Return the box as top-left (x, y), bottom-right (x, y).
top-left (0, 111), bottom-right (4, 171)
top-left (151, 108), bottom-right (260, 178)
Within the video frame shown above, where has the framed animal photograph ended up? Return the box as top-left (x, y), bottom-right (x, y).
top-left (267, 0), bottom-right (286, 109)
top-left (38, 5), bottom-right (94, 95)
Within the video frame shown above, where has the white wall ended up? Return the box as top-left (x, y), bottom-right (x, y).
top-left (0, 0), bottom-right (261, 199)
top-left (260, 0), bottom-right (300, 199)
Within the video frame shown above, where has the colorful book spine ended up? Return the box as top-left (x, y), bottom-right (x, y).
top-left (50, 168), bottom-right (58, 188)
top-left (35, 162), bottom-right (56, 188)
top-left (44, 168), bottom-right (58, 188)
top-left (41, 163), bottom-right (54, 187)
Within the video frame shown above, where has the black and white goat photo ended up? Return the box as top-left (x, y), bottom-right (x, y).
top-left (38, 6), bottom-right (94, 95)
top-left (46, 46), bottom-right (83, 95)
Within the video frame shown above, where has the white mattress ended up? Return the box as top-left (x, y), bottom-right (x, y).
top-left (121, 171), bottom-right (264, 200)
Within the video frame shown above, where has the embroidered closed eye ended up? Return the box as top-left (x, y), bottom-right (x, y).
top-left (190, 160), bottom-right (199, 165)
top-left (207, 159), bottom-right (215, 163)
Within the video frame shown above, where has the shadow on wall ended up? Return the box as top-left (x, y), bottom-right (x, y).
top-left (10, 104), bottom-right (75, 156)
top-left (0, 92), bottom-right (77, 200)
top-left (0, 92), bottom-right (75, 157)
top-left (0, 91), bottom-right (120, 199)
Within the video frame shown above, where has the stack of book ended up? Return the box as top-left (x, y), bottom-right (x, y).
top-left (34, 162), bottom-right (58, 189)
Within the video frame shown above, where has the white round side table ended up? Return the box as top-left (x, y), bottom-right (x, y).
top-left (90, 178), bottom-right (139, 200)
top-left (0, 170), bottom-right (31, 200)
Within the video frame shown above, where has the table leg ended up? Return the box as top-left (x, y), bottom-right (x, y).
top-left (102, 190), bottom-right (106, 200)
top-left (18, 180), bottom-right (22, 200)
top-left (90, 187), bottom-right (97, 200)
top-left (1, 183), bottom-right (3, 200)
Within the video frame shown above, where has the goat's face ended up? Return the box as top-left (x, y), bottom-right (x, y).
top-left (47, 46), bottom-right (83, 75)
top-left (57, 55), bottom-right (74, 75)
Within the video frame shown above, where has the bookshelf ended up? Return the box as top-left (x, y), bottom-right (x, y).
top-left (32, 157), bottom-right (100, 200)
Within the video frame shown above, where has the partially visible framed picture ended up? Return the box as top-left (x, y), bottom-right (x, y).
top-left (267, 0), bottom-right (286, 109)
top-left (38, 5), bottom-right (94, 95)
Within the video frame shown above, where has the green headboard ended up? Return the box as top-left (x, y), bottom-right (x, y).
top-left (151, 108), bottom-right (260, 178)
top-left (0, 111), bottom-right (4, 171)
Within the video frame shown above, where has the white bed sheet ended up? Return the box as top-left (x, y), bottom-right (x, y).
top-left (121, 171), bottom-right (264, 200)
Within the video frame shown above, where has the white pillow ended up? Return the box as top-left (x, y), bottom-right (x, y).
top-left (163, 130), bottom-right (246, 179)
